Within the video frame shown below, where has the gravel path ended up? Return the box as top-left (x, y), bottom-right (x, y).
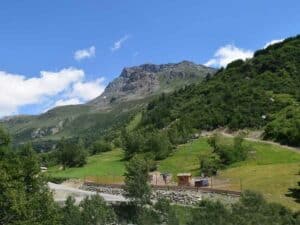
top-left (219, 132), bottom-right (300, 153)
top-left (48, 182), bottom-right (127, 205)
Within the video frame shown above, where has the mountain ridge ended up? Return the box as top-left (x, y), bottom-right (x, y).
top-left (89, 60), bottom-right (215, 109)
top-left (1, 61), bottom-right (215, 150)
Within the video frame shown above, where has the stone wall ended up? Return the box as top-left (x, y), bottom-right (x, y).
top-left (82, 183), bottom-right (238, 206)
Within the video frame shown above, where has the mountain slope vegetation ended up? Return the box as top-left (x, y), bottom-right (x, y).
top-left (138, 35), bottom-right (300, 147)
top-left (1, 61), bottom-right (215, 151)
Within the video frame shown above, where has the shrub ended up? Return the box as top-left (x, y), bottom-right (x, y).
top-left (91, 139), bottom-right (112, 155)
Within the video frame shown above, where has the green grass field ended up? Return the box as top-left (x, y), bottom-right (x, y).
top-left (48, 149), bottom-right (126, 183)
top-left (48, 136), bottom-right (300, 210)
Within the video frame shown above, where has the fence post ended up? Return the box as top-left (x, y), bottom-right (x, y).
top-left (240, 178), bottom-right (242, 192)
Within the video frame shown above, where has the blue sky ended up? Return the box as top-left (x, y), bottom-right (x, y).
top-left (0, 0), bottom-right (299, 117)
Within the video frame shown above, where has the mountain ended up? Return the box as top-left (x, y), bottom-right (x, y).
top-left (89, 61), bottom-right (215, 108)
top-left (137, 35), bottom-right (300, 146)
top-left (1, 61), bottom-right (215, 151)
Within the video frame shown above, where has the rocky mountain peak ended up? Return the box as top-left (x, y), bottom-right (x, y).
top-left (89, 61), bottom-right (216, 108)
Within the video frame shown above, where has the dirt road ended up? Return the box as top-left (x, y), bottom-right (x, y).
top-left (48, 182), bottom-right (127, 205)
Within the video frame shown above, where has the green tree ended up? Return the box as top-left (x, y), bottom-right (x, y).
top-left (154, 198), bottom-right (180, 225)
top-left (199, 152), bottom-right (221, 176)
top-left (59, 138), bottom-right (87, 168)
top-left (122, 130), bottom-right (144, 160)
top-left (80, 195), bottom-right (116, 225)
top-left (188, 191), bottom-right (299, 225)
top-left (62, 196), bottom-right (82, 225)
top-left (188, 200), bottom-right (232, 225)
top-left (91, 139), bottom-right (112, 155)
top-left (0, 126), bottom-right (10, 147)
top-left (18, 143), bottom-right (41, 193)
top-left (124, 155), bottom-right (151, 206)
top-left (232, 191), bottom-right (297, 225)
top-left (144, 132), bottom-right (172, 160)
top-left (0, 137), bottom-right (61, 225)
top-left (135, 198), bottom-right (180, 225)
top-left (207, 133), bottom-right (249, 166)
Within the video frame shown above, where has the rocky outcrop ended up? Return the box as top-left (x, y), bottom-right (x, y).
top-left (89, 61), bottom-right (216, 109)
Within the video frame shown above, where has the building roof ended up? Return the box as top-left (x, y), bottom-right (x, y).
top-left (177, 173), bottom-right (192, 177)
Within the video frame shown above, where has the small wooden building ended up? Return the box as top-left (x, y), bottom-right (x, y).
top-left (177, 173), bottom-right (192, 186)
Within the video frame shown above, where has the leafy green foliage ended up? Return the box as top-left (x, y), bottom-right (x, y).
top-left (80, 195), bottom-right (117, 225)
top-left (0, 126), bottom-right (10, 147)
top-left (122, 129), bottom-right (172, 160)
top-left (124, 155), bottom-right (151, 205)
top-left (199, 152), bottom-right (220, 176)
top-left (58, 138), bottom-right (88, 168)
top-left (62, 196), bottom-right (82, 225)
top-left (144, 132), bottom-right (172, 160)
top-left (140, 35), bottom-right (300, 146)
top-left (0, 127), bottom-right (61, 225)
top-left (264, 105), bottom-right (300, 146)
top-left (121, 129), bottom-right (145, 160)
top-left (207, 133), bottom-right (250, 166)
top-left (154, 198), bottom-right (180, 225)
top-left (187, 191), bottom-right (300, 225)
top-left (90, 139), bottom-right (112, 155)
top-left (61, 195), bottom-right (117, 225)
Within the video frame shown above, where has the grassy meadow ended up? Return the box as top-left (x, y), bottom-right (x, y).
top-left (48, 135), bottom-right (300, 210)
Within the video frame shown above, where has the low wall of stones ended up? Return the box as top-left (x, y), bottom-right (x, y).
top-left (82, 183), bottom-right (239, 205)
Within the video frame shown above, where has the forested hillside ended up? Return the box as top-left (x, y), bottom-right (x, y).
top-left (138, 35), bottom-right (300, 147)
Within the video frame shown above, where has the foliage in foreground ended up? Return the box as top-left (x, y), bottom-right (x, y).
top-left (62, 195), bottom-right (117, 225)
top-left (188, 191), bottom-right (300, 225)
top-left (123, 155), bottom-right (152, 205)
top-left (0, 128), bottom-right (61, 225)
top-left (1, 124), bottom-right (300, 225)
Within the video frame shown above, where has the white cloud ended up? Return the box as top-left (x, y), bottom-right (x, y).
top-left (263, 39), bottom-right (284, 49)
top-left (74, 46), bottom-right (96, 61)
top-left (111, 35), bottom-right (130, 52)
top-left (205, 44), bottom-right (254, 68)
top-left (0, 68), bottom-right (83, 116)
top-left (54, 98), bottom-right (82, 107)
top-left (69, 78), bottom-right (105, 101)
top-left (0, 68), bottom-right (106, 117)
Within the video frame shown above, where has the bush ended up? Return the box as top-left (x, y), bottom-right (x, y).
top-left (91, 139), bottom-right (112, 155)
top-left (199, 152), bottom-right (221, 176)
top-left (144, 132), bottom-right (172, 160)
top-left (124, 155), bottom-right (151, 205)
top-left (264, 105), bottom-right (300, 146)
top-left (188, 191), bottom-right (299, 225)
top-left (58, 138), bottom-right (88, 168)
top-left (122, 130), bottom-right (145, 160)
top-left (80, 195), bottom-right (117, 225)
top-left (207, 133), bottom-right (250, 166)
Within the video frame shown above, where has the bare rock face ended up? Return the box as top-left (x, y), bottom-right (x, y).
top-left (89, 61), bottom-right (216, 108)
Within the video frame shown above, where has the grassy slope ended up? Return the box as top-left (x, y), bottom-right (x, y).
top-left (48, 136), bottom-right (300, 210)
top-left (48, 150), bottom-right (125, 183)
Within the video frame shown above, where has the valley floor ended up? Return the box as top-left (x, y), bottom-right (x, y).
top-left (49, 135), bottom-right (300, 210)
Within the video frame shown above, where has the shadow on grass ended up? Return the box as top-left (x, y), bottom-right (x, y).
top-left (285, 182), bottom-right (300, 203)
